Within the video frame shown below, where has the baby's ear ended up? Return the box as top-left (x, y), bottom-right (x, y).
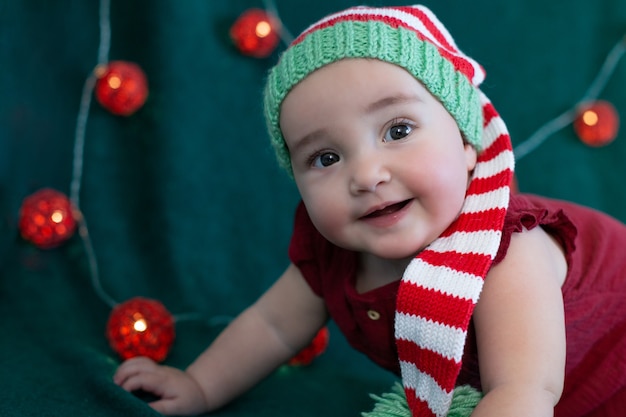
top-left (464, 142), bottom-right (478, 172)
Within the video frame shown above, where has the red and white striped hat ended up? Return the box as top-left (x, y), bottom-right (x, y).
top-left (264, 5), bottom-right (514, 417)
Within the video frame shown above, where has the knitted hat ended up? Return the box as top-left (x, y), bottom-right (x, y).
top-left (263, 5), bottom-right (514, 417)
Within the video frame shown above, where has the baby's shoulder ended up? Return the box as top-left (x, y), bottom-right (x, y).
top-left (490, 225), bottom-right (567, 288)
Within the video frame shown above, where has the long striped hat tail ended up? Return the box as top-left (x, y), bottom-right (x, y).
top-left (395, 92), bottom-right (514, 417)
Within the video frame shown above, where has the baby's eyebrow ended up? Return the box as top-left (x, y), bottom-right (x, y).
top-left (364, 93), bottom-right (423, 114)
top-left (288, 128), bottom-right (328, 156)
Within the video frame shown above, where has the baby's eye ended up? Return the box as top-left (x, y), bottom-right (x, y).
top-left (312, 152), bottom-right (340, 168)
top-left (384, 123), bottom-right (413, 142)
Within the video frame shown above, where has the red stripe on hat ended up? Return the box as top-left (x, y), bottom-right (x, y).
top-left (396, 283), bottom-right (475, 329)
top-left (292, 9), bottom-right (477, 82)
top-left (442, 54), bottom-right (477, 84)
top-left (389, 6), bottom-right (478, 83)
top-left (397, 340), bottom-right (462, 392)
top-left (466, 170), bottom-right (512, 195)
top-left (404, 388), bottom-right (438, 417)
top-left (477, 133), bottom-right (512, 163)
top-left (292, 9), bottom-right (407, 44)
top-left (418, 248), bottom-right (494, 276)
top-left (483, 102), bottom-right (499, 126)
top-left (390, 6), bottom-right (457, 53)
top-left (440, 208), bottom-right (506, 239)
top-left (295, 11), bottom-right (420, 42)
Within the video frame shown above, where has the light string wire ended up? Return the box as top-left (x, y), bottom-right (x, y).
top-left (70, 0), bottom-right (117, 309)
top-left (514, 34), bottom-right (626, 160)
top-left (68, 0), bottom-right (231, 325)
top-left (262, 0), bottom-right (293, 45)
top-left (69, 0), bottom-right (291, 314)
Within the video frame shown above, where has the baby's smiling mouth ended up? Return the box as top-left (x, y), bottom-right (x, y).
top-left (362, 200), bottom-right (412, 219)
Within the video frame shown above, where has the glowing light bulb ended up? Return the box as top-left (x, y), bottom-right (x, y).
top-left (133, 318), bottom-right (147, 332)
top-left (230, 8), bottom-right (280, 58)
top-left (256, 21), bottom-right (271, 38)
top-left (573, 100), bottom-right (620, 147)
top-left (50, 210), bottom-right (64, 223)
top-left (106, 297), bottom-right (175, 362)
top-left (107, 75), bottom-right (121, 89)
top-left (19, 188), bottom-right (77, 249)
top-left (95, 61), bottom-right (149, 116)
top-left (582, 110), bottom-right (599, 126)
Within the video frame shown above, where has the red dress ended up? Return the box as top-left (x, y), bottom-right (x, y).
top-left (289, 193), bottom-right (626, 416)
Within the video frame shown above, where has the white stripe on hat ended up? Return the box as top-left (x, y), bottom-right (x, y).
top-left (472, 152), bottom-right (515, 180)
top-left (396, 6), bottom-right (485, 86)
top-left (396, 314), bottom-right (468, 362)
top-left (428, 230), bottom-right (503, 256)
top-left (399, 362), bottom-right (454, 417)
top-left (461, 187), bottom-right (510, 213)
top-left (402, 258), bottom-right (484, 302)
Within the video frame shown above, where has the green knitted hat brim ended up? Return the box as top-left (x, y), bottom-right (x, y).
top-left (263, 20), bottom-right (484, 175)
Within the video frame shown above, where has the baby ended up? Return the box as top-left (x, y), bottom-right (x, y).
top-left (115, 5), bottom-right (626, 417)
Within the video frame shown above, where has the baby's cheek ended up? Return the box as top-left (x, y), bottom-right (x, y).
top-left (308, 203), bottom-right (349, 244)
top-left (311, 209), bottom-right (341, 239)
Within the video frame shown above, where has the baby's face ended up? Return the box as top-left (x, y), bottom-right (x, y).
top-left (280, 59), bottom-right (476, 260)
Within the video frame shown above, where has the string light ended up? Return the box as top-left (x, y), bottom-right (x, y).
top-left (230, 8), bottom-right (281, 58)
top-left (287, 327), bottom-right (330, 366)
top-left (514, 34), bottom-right (625, 159)
top-left (574, 100), bottom-right (620, 146)
top-left (25, 0), bottom-right (320, 365)
top-left (94, 61), bottom-right (149, 116)
top-left (106, 297), bottom-right (176, 362)
top-left (18, 188), bottom-right (78, 249)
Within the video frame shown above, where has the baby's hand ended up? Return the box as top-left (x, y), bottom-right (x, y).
top-left (113, 356), bottom-right (208, 416)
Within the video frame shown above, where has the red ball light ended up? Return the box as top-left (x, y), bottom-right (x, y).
top-left (106, 297), bottom-right (175, 362)
top-left (19, 188), bottom-right (77, 249)
top-left (94, 61), bottom-right (148, 116)
top-left (288, 326), bottom-right (329, 366)
top-left (573, 100), bottom-right (620, 147)
top-left (230, 8), bottom-right (280, 58)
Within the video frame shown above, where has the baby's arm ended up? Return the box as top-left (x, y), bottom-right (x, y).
top-left (114, 263), bottom-right (328, 415)
top-left (471, 225), bottom-right (567, 417)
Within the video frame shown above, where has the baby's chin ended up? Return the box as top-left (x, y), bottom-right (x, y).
top-left (370, 242), bottom-right (429, 260)
top-left (320, 230), bottom-right (426, 261)
top-left (380, 251), bottom-right (423, 265)
top-left (357, 247), bottom-right (425, 266)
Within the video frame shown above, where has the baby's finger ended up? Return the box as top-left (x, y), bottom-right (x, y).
top-left (148, 390), bottom-right (208, 417)
top-left (117, 368), bottom-right (167, 394)
top-left (113, 356), bottom-right (158, 385)
top-left (148, 397), bottom-right (187, 416)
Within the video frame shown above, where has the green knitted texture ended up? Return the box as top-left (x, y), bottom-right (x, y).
top-left (263, 20), bottom-right (484, 174)
top-left (361, 383), bottom-right (483, 417)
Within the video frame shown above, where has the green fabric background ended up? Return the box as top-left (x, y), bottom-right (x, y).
top-left (0, 1), bottom-right (624, 416)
